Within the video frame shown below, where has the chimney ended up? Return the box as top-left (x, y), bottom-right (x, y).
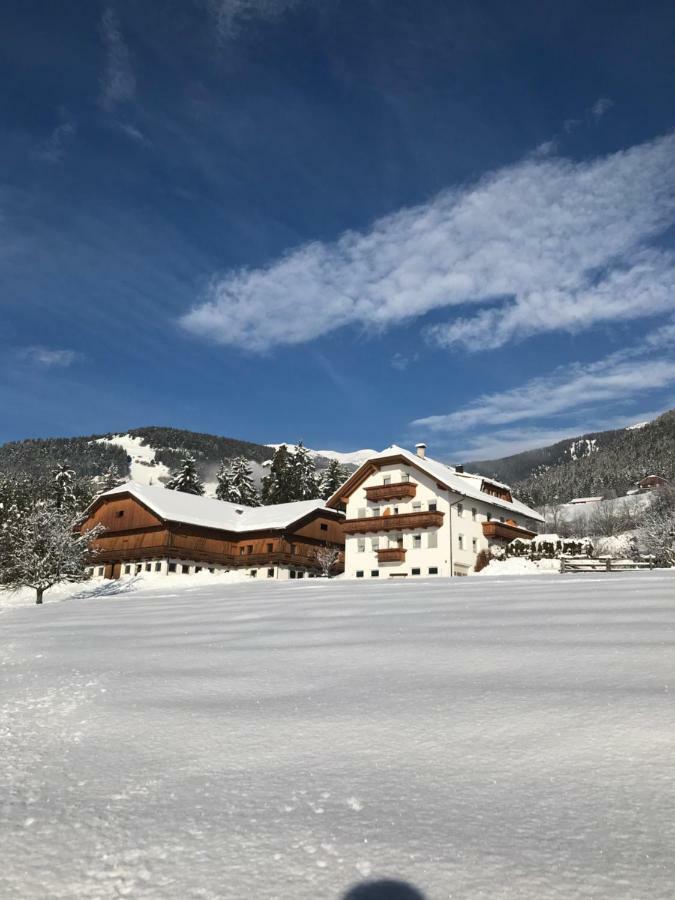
top-left (455, 464), bottom-right (464, 474)
top-left (415, 442), bottom-right (427, 459)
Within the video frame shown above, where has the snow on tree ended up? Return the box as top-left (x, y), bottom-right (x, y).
top-left (638, 486), bottom-right (675, 566)
top-left (99, 464), bottom-right (126, 492)
top-left (53, 464), bottom-right (76, 509)
top-left (313, 544), bottom-right (341, 577)
top-left (261, 445), bottom-right (294, 504)
top-left (166, 455), bottom-right (205, 495)
top-left (319, 459), bottom-right (349, 500)
top-left (0, 501), bottom-right (104, 604)
top-left (289, 442), bottom-right (320, 500)
top-left (216, 457), bottom-right (259, 506)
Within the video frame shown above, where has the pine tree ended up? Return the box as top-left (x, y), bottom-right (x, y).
top-left (229, 457), bottom-right (259, 506)
top-left (261, 445), bottom-right (294, 504)
top-left (53, 464), bottom-right (76, 510)
top-left (319, 459), bottom-right (349, 500)
top-left (289, 442), bottom-right (320, 500)
top-left (0, 500), bottom-right (104, 604)
top-left (215, 459), bottom-right (233, 502)
top-left (100, 464), bottom-right (125, 492)
top-left (166, 456), bottom-right (205, 495)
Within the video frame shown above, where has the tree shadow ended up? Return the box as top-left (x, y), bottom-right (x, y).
top-left (71, 575), bottom-right (142, 600)
top-left (342, 880), bottom-right (427, 900)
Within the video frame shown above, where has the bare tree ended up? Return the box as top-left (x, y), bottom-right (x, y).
top-left (638, 487), bottom-right (675, 566)
top-left (313, 544), bottom-right (341, 577)
top-left (0, 501), bottom-right (104, 604)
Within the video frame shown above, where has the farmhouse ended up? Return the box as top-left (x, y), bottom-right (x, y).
top-left (82, 482), bottom-right (345, 580)
top-left (327, 444), bottom-right (544, 577)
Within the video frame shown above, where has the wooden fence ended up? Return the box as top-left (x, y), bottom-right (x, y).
top-left (560, 556), bottom-right (654, 574)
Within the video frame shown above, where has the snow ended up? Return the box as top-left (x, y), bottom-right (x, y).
top-left (95, 481), bottom-right (335, 531)
top-left (626, 421), bottom-right (649, 430)
top-left (267, 444), bottom-right (377, 467)
top-left (2, 571), bottom-right (675, 899)
top-left (474, 556), bottom-right (560, 576)
top-left (94, 435), bottom-right (171, 486)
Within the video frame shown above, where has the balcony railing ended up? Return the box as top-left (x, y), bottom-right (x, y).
top-left (89, 543), bottom-right (343, 571)
top-left (343, 510), bottom-right (444, 534)
top-left (365, 482), bottom-right (417, 502)
top-left (482, 521), bottom-right (536, 542)
top-left (377, 547), bottom-right (406, 563)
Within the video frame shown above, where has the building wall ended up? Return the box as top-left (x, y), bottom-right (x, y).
top-left (343, 460), bottom-right (536, 578)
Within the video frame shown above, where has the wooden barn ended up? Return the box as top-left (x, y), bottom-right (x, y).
top-left (81, 482), bottom-right (345, 580)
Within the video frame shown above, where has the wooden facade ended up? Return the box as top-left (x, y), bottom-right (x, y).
top-left (81, 491), bottom-right (345, 579)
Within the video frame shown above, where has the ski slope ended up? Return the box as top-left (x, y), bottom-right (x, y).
top-left (2, 573), bottom-right (674, 899)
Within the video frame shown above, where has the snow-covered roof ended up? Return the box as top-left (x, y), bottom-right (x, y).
top-left (329, 445), bottom-right (545, 522)
top-left (94, 482), bottom-right (338, 532)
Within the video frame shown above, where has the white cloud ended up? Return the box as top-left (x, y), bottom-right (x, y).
top-left (180, 132), bottom-right (675, 353)
top-left (99, 7), bottom-right (135, 111)
top-left (412, 349), bottom-right (675, 435)
top-left (34, 120), bottom-right (77, 164)
top-left (204, 0), bottom-right (301, 39)
top-left (592, 96), bottom-right (613, 119)
top-left (16, 347), bottom-right (79, 368)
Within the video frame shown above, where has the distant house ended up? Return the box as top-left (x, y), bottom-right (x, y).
top-left (81, 482), bottom-right (344, 580)
top-left (636, 475), bottom-right (670, 492)
top-left (567, 496), bottom-right (604, 505)
top-left (326, 444), bottom-right (543, 578)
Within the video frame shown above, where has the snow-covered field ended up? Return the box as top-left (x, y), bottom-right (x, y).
top-left (2, 573), bottom-right (674, 899)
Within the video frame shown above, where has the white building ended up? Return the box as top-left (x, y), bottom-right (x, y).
top-left (327, 444), bottom-right (544, 578)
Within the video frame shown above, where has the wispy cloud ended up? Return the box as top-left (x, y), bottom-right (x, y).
top-left (33, 118), bottom-right (77, 164)
top-left (99, 7), bottom-right (135, 111)
top-left (180, 132), bottom-right (675, 352)
top-left (204, 0), bottom-right (301, 40)
top-left (591, 96), bottom-right (613, 119)
top-left (16, 347), bottom-right (80, 368)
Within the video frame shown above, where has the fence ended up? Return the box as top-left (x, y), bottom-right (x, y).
top-left (560, 556), bottom-right (654, 574)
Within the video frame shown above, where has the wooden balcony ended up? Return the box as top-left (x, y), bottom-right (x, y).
top-left (343, 510), bottom-right (444, 534)
top-left (482, 521), bottom-right (536, 542)
top-left (89, 543), bottom-right (343, 572)
top-left (377, 547), bottom-right (406, 564)
top-left (365, 482), bottom-right (417, 502)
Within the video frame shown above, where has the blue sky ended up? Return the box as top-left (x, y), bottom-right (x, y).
top-left (2, 0), bottom-right (674, 461)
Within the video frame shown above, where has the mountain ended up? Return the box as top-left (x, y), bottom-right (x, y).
top-left (466, 410), bottom-right (675, 506)
top-left (0, 426), bottom-right (366, 491)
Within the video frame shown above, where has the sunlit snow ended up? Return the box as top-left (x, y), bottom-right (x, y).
top-left (1, 573), bottom-right (674, 899)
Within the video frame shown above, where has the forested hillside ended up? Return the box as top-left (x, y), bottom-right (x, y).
top-left (469, 410), bottom-right (675, 506)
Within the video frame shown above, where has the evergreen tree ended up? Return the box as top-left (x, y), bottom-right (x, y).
top-left (100, 464), bottom-right (125, 492)
top-left (261, 445), bottom-right (294, 504)
top-left (166, 456), bottom-right (205, 495)
top-left (53, 464), bottom-right (76, 510)
top-left (229, 457), bottom-right (259, 506)
top-left (290, 442), bottom-right (320, 500)
top-left (319, 459), bottom-right (349, 500)
top-left (215, 459), bottom-right (233, 502)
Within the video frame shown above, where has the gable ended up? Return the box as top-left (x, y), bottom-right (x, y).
top-left (81, 494), bottom-right (164, 533)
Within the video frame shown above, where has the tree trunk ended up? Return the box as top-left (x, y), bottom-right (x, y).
top-left (36, 587), bottom-right (44, 605)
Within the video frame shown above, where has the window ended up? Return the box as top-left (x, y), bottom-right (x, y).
top-left (357, 507), bottom-right (366, 519)
top-left (383, 475), bottom-right (391, 485)
top-left (472, 538), bottom-right (478, 552)
top-left (500, 517), bottom-right (505, 523)
top-left (412, 501), bottom-right (422, 512)
top-left (320, 523), bottom-right (328, 531)
top-left (266, 543), bottom-right (273, 552)
top-left (428, 501), bottom-right (437, 512)
top-left (472, 508), bottom-right (477, 521)
top-left (487, 512), bottom-right (492, 522)
top-left (427, 531), bottom-right (438, 549)
top-left (371, 570), bottom-right (380, 577)
top-left (393, 506), bottom-right (399, 515)
top-left (247, 545), bottom-right (253, 554)
top-left (168, 562), bottom-right (177, 573)
top-left (135, 564), bottom-right (142, 574)
top-left (412, 534), bottom-right (421, 549)
top-left (98, 566), bottom-right (104, 576)
top-left (124, 565), bottom-right (131, 574)
top-left (290, 570), bottom-right (296, 579)
top-left (297, 571), bottom-right (304, 579)
top-left (411, 567), bottom-right (421, 575)
top-left (267, 568), bottom-right (275, 578)
top-left (457, 503), bottom-right (463, 517)
top-left (195, 566), bottom-right (202, 573)
top-left (115, 510), bottom-right (124, 518)
top-left (182, 565), bottom-right (190, 574)
top-left (402, 473), bottom-right (410, 482)
top-left (357, 538), bottom-right (366, 553)
top-left (356, 570), bottom-right (364, 578)
top-left (371, 537), bottom-right (380, 551)
top-left (371, 507), bottom-right (380, 517)
top-left (208, 567), bottom-right (215, 574)
top-left (458, 534), bottom-right (464, 550)
top-left (154, 562), bottom-right (161, 572)
top-left (428, 567), bottom-right (438, 575)
top-left (250, 569), bottom-right (257, 578)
